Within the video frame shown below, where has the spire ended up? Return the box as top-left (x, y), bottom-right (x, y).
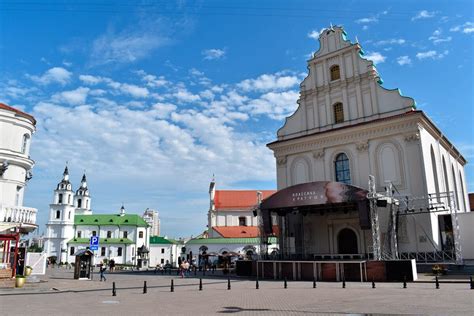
top-left (63, 164), bottom-right (69, 181)
top-left (120, 204), bottom-right (125, 216)
top-left (80, 173), bottom-right (87, 188)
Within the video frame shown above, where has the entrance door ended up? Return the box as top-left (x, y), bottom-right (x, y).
top-left (337, 228), bottom-right (358, 254)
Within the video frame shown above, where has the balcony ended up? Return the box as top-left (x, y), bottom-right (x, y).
top-left (0, 205), bottom-right (38, 233)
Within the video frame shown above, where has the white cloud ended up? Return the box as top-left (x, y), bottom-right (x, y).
top-left (428, 29), bottom-right (452, 44)
top-left (416, 50), bottom-right (449, 60)
top-left (307, 28), bottom-right (326, 40)
top-left (240, 91), bottom-right (299, 120)
top-left (52, 87), bottom-right (90, 105)
top-left (202, 48), bottom-right (226, 60)
top-left (363, 52), bottom-right (386, 64)
top-left (396, 56), bottom-right (412, 66)
top-left (120, 84), bottom-right (149, 98)
top-left (450, 22), bottom-right (474, 34)
top-left (173, 89), bottom-right (201, 102)
top-left (374, 38), bottom-right (406, 46)
top-left (28, 67), bottom-right (72, 85)
top-left (79, 75), bottom-right (103, 85)
top-left (356, 17), bottom-right (378, 24)
top-left (237, 73), bottom-right (300, 92)
top-left (412, 10), bottom-right (436, 21)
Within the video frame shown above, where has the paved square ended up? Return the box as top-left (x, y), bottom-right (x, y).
top-left (1, 269), bottom-right (473, 315)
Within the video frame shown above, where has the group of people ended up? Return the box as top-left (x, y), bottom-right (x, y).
top-left (179, 260), bottom-right (192, 278)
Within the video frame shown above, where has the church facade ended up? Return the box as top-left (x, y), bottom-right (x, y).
top-left (44, 167), bottom-right (150, 265)
top-left (262, 26), bottom-right (470, 262)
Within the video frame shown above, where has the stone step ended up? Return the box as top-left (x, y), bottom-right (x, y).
top-left (0, 278), bottom-right (15, 288)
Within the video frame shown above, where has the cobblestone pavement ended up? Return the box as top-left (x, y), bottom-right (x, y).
top-left (0, 269), bottom-right (472, 315)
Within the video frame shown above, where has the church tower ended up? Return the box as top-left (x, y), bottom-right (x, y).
top-left (44, 166), bottom-right (77, 263)
top-left (74, 173), bottom-right (92, 215)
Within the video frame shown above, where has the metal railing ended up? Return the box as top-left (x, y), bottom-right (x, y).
top-left (399, 251), bottom-right (457, 263)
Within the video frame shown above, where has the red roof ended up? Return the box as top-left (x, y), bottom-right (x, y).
top-left (213, 226), bottom-right (260, 238)
top-left (214, 190), bottom-right (276, 210)
top-left (212, 225), bottom-right (279, 238)
top-left (0, 103), bottom-right (36, 125)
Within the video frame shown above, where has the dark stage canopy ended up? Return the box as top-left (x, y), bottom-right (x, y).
top-left (260, 181), bottom-right (370, 234)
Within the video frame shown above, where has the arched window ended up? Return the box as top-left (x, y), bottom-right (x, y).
top-left (334, 153), bottom-right (351, 184)
top-left (58, 194), bottom-right (63, 204)
top-left (68, 211), bottom-right (71, 219)
top-left (21, 134), bottom-right (30, 154)
top-left (452, 165), bottom-right (460, 210)
top-left (56, 210), bottom-right (61, 219)
top-left (333, 102), bottom-right (344, 124)
top-left (430, 146), bottom-right (440, 202)
top-left (459, 171), bottom-right (467, 212)
top-left (330, 65), bottom-right (340, 81)
top-left (442, 157), bottom-right (451, 206)
top-left (77, 199), bottom-right (82, 208)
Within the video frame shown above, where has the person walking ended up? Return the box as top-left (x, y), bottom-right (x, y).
top-left (179, 262), bottom-right (185, 278)
top-left (99, 262), bottom-right (107, 282)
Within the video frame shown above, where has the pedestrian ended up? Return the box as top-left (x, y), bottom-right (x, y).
top-left (179, 262), bottom-right (185, 278)
top-left (109, 259), bottom-right (115, 273)
top-left (99, 262), bottom-right (107, 282)
top-left (184, 260), bottom-right (190, 277)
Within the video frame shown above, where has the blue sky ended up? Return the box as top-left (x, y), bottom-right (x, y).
top-left (1, 0), bottom-right (473, 238)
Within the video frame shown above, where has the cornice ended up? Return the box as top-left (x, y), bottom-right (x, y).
top-left (270, 114), bottom-right (420, 157)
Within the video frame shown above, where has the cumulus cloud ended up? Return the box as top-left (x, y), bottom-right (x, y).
top-left (428, 29), bottom-right (452, 44)
top-left (416, 50), bottom-right (449, 60)
top-left (450, 22), bottom-right (474, 34)
top-left (28, 67), bottom-right (72, 85)
top-left (237, 73), bottom-right (300, 92)
top-left (307, 28), bottom-right (326, 40)
top-left (240, 91), bottom-right (299, 120)
top-left (374, 38), bottom-right (406, 46)
top-left (52, 87), bottom-right (90, 105)
top-left (412, 10), bottom-right (436, 21)
top-left (202, 48), bottom-right (226, 60)
top-left (396, 56), bottom-right (412, 66)
top-left (363, 52), bottom-right (386, 64)
top-left (355, 10), bottom-right (388, 26)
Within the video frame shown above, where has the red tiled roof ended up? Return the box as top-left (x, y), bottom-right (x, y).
top-left (213, 226), bottom-right (260, 238)
top-left (0, 103), bottom-right (36, 125)
top-left (214, 190), bottom-right (276, 210)
top-left (212, 225), bottom-right (279, 238)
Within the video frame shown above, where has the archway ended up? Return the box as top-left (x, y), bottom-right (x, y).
top-left (337, 228), bottom-right (358, 254)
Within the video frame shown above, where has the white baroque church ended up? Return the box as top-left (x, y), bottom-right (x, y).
top-left (44, 167), bottom-right (150, 265)
top-left (261, 26), bottom-right (471, 263)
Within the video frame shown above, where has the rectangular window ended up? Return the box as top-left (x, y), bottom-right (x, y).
top-left (123, 231), bottom-right (128, 238)
top-left (77, 199), bottom-right (82, 208)
top-left (70, 247), bottom-right (75, 256)
top-left (161, 248), bottom-right (165, 254)
top-left (132, 247), bottom-right (134, 256)
top-left (101, 247), bottom-right (106, 256)
top-left (77, 231), bottom-right (82, 238)
top-left (139, 231), bottom-right (143, 238)
top-left (56, 210), bottom-right (61, 219)
top-left (334, 103), bottom-right (344, 124)
top-left (107, 231), bottom-right (112, 238)
top-left (117, 247), bottom-right (122, 257)
top-left (239, 217), bottom-right (246, 226)
top-left (58, 194), bottom-right (63, 204)
top-left (92, 231), bottom-right (97, 237)
top-left (161, 258), bottom-right (164, 264)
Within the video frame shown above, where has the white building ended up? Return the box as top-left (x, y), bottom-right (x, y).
top-left (44, 168), bottom-right (151, 265)
top-left (143, 208), bottom-right (160, 237)
top-left (262, 26), bottom-right (470, 262)
top-left (149, 236), bottom-right (182, 268)
top-left (185, 180), bottom-right (278, 262)
top-left (0, 103), bottom-right (37, 234)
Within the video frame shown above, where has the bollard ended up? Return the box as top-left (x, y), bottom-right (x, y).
top-left (199, 278), bottom-right (203, 291)
top-left (342, 278), bottom-right (346, 289)
top-left (227, 277), bottom-right (231, 290)
top-left (470, 276), bottom-right (474, 290)
top-left (143, 281), bottom-right (147, 294)
top-left (171, 279), bottom-right (174, 292)
top-left (372, 279), bottom-right (375, 289)
top-left (112, 281), bottom-right (116, 296)
top-left (256, 279), bottom-right (259, 289)
top-left (284, 277), bottom-right (287, 289)
top-left (313, 277), bottom-right (316, 289)
top-left (435, 276), bottom-right (439, 289)
top-left (403, 276), bottom-right (407, 289)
